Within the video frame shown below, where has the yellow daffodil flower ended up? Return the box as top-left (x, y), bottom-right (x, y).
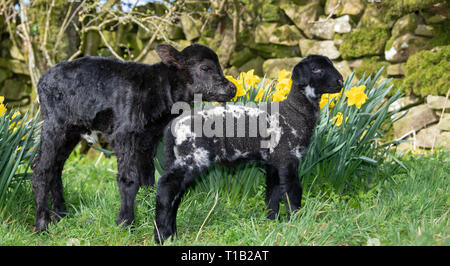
top-left (277, 69), bottom-right (291, 80)
top-left (319, 91), bottom-right (342, 109)
top-left (11, 111), bottom-right (20, 120)
top-left (345, 85), bottom-right (368, 109)
top-left (275, 78), bottom-right (292, 94)
top-left (242, 69), bottom-right (260, 89)
top-left (0, 104), bottom-right (5, 117)
top-left (9, 111), bottom-right (21, 130)
top-left (272, 90), bottom-right (288, 102)
top-left (319, 95), bottom-right (330, 109)
top-left (332, 112), bottom-right (345, 127)
top-left (254, 88), bottom-right (266, 102)
top-left (226, 75), bottom-right (246, 101)
top-left (0, 96), bottom-right (6, 116)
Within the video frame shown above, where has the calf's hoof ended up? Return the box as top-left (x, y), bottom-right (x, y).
top-left (266, 210), bottom-right (278, 220)
top-left (140, 176), bottom-right (155, 187)
top-left (35, 217), bottom-right (50, 233)
top-left (52, 205), bottom-right (67, 223)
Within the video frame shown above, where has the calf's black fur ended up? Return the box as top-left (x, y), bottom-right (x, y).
top-left (32, 44), bottom-right (236, 232)
top-left (154, 55), bottom-right (343, 243)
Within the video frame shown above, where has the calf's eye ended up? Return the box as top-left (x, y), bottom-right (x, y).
top-left (312, 68), bottom-right (322, 74)
top-left (200, 65), bottom-right (210, 72)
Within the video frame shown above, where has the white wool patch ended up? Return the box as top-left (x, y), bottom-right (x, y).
top-left (197, 104), bottom-right (266, 128)
top-left (266, 113), bottom-right (282, 152)
top-left (81, 130), bottom-right (101, 144)
top-left (284, 121), bottom-right (298, 137)
top-left (173, 146), bottom-right (180, 159)
top-left (199, 105), bottom-right (226, 117)
top-left (291, 146), bottom-right (306, 160)
top-left (225, 105), bottom-right (245, 118)
top-left (193, 147), bottom-right (210, 167)
top-left (231, 149), bottom-right (250, 160)
top-left (173, 115), bottom-right (197, 145)
top-left (226, 105), bottom-right (264, 118)
top-left (305, 85), bottom-right (317, 102)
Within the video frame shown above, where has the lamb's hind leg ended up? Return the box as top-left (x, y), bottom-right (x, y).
top-left (32, 123), bottom-right (80, 232)
top-left (154, 166), bottom-right (203, 244)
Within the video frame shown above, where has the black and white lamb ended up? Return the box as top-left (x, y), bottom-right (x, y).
top-left (154, 55), bottom-right (344, 243)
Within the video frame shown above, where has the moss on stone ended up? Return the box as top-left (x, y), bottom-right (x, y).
top-left (387, 78), bottom-right (407, 97)
top-left (379, 0), bottom-right (443, 20)
top-left (339, 26), bottom-right (390, 59)
top-left (427, 20), bottom-right (450, 48)
top-left (403, 45), bottom-right (450, 96)
top-left (354, 56), bottom-right (389, 79)
top-left (248, 43), bottom-right (300, 59)
top-left (229, 48), bottom-right (255, 68)
top-left (391, 13), bottom-right (418, 38)
top-left (262, 3), bottom-right (281, 22)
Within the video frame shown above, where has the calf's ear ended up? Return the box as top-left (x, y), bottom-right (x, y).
top-left (156, 44), bottom-right (185, 69)
top-left (291, 61), bottom-right (310, 87)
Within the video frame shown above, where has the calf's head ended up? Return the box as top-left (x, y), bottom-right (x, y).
top-left (291, 55), bottom-right (344, 98)
top-left (156, 44), bottom-right (236, 102)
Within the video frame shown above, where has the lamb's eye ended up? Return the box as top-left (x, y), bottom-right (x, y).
top-left (312, 68), bottom-right (322, 74)
top-left (200, 65), bottom-right (210, 72)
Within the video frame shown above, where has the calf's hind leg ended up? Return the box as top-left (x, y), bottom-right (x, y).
top-left (32, 123), bottom-right (81, 232)
top-left (113, 132), bottom-right (152, 227)
top-left (136, 145), bottom-right (157, 187)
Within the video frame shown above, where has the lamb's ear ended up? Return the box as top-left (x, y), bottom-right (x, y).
top-left (291, 61), bottom-right (310, 87)
top-left (156, 44), bottom-right (185, 69)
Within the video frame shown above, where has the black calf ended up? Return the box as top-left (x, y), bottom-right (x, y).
top-left (32, 44), bottom-right (236, 232)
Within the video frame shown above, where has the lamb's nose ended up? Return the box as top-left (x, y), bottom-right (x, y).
top-left (337, 79), bottom-right (343, 87)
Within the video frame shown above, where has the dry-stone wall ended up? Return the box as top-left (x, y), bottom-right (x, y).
top-left (0, 0), bottom-right (448, 148)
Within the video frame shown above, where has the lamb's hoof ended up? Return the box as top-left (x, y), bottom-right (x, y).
top-left (154, 226), bottom-right (174, 245)
top-left (117, 215), bottom-right (134, 228)
top-left (266, 211), bottom-right (278, 220)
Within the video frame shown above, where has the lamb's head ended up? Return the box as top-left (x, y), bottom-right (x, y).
top-left (291, 55), bottom-right (344, 100)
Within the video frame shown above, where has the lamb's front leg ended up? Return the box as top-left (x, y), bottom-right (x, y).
top-left (278, 162), bottom-right (302, 219)
top-left (265, 165), bottom-right (283, 220)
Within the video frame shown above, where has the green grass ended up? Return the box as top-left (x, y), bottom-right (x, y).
top-left (0, 149), bottom-right (448, 246)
